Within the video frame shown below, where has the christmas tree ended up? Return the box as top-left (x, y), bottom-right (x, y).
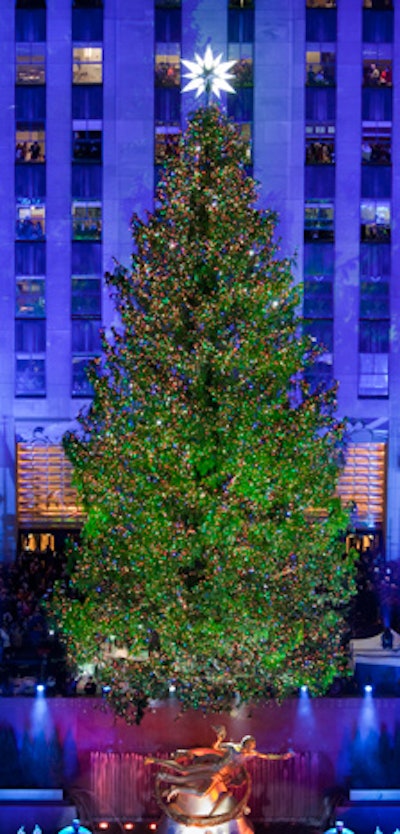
top-left (52, 102), bottom-right (356, 722)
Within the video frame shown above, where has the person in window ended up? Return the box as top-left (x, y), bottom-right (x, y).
top-left (30, 140), bottom-right (41, 161)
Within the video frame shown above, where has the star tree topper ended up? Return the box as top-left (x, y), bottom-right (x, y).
top-left (181, 44), bottom-right (236, 101)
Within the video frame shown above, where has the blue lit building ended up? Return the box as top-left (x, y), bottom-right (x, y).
top-left (0, 0), bottom-right (397, 561)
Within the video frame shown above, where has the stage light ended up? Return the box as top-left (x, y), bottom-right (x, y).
top-left (364, 684), bottom-right (373, 694)
top-left (102, 685), bottom-right (111, 694)
top-left (169, 684), bottom-right (176, 693)
top-left (300, 685), bottom-right (308, 694)
top-left (36, 684), bottom-right (45, 695)
top-left (148, 823), bottom-right (157, 830)
top-left (98, 823), bottom-right (109, 830)
top-left (123, 824), bottom-right (135, 831)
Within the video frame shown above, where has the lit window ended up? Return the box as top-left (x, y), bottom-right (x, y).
top-left (16, 43), bottom-right (45, 84)
top-left (155, 49), bottom-right (180, 87)
top-left (72, 356), bottom-right (94, 397)
top-left (362, 126), bottom-right (391, 164)
top-left (358, 354), bottom-right (388, 398)
top-left (306, 51), bottom-right (335, 86)
top-left (15, 319), bottom-right (46, 397)
top-left (16, 278), bottom-right (45, 317)
top-left (15, 358), bottom-right (46, 396)
top-left (228, 44), bottom-right (253, 87)
top-left (363, 58), bottom-right (392, 87)
top-left (73, 47), bottom-right (103, 84)
top-left (304, 200), bottom-right (334, 241)
top-left (16, 123), bottom-right (45, 162)
top-left (72, 128), bottom-right (102, 161)
top-left (72, 201), bottom-right (102, 240)
top-left (361, 200), bottom-right (390, 241)
top-left (16, 199), bottom-right (45, 240)
top-left (155, 127), bottom-right (180, 164)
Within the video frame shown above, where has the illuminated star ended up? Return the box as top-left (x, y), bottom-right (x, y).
top-left (181, 45), bottom-right (236, 101)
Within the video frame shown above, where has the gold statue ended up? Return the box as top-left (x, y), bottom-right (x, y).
top-left (145, 726), bottom-right (293, 829)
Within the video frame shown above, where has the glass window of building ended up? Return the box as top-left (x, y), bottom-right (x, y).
top-left (306, 132), bottom-right (335, 164)
top-left (71, 277), bottom-right (101, 317)
top-left (15, 357), bottom-right (46, 396)
top-left (71, 241), bottom-right (101, 273)
top-left (228, 1), bottom-right (254, 8)
top-left (72, 164), bottom-right (102, 198)
top-left (155, 87), bottom-right (180, 125)
top-left (304, 200), bottom-right (334, 241)
top-left (16, 241), bottom-right (45, 274)
top-left (306, 51), bottom-right (335, 85)
top-left (304, 274), bottom-right (333, 318)
top-left (363, 8), bottom-right (393, 43)
top-left (228, 6), bottom-right (254, 42)
top-left (305, 165), bottom-right (335, 198)
top-left (155, 48), bottom-right (180, 87)
top-left (72, 85), bottom-right (103, 118)
top-left (363, 58), bottom-right (392, 87)
top-left (228, 44), bottom-right (253, 87)
top-left (227, 87), bottom-right (253, 123)
top-left (15, 86), bottom-right (46, 120)
top-left (16, 318), bottom-right (45, 352)
top-left (360, 276), bottom-right (389, 319)
top-left (72, 201), bottom-right (102, 240)
top-left (16, 199), bottom-right (45, 239)
top-left (359, 320), bottom-right (389, 353)
top-left (15, 8), bottom-right (46, 41)
top-left (72, 127), bottom-right (102, 161)
top-left (362, 125), bottom-right (391, 164)
top-left (358, 353), bottom-right (388, 397)
top-left (306, 0), bottom-right (336, 6)
top-left (16, 43), bottom-right (45, 84)
top-left (306, 9), bottom-right (337, 41)
top-left (361, 165), bottom-right (391, 198)
top-left (360, 200), bottom-right (390, 241)
top-left (305, 88), bottom-right (336, 121)
top-left (72, 8), bottom-right (103, 41)
top-left (71, 356), bottom-right (93, 397)
top-left (360, 241), bottom-right (390, 279)
top-left (15, 164), bottom-right (45, 198)
top-left (362, 87), bottom-right (392, 120)
top-left (16, 123), bottom-right (45, 162)
top-left (71, 320), bottom-right (101, 354)
top-left (73, 47), bottom-right (103, 84)
top-left (155, 7), bottom-right (181, 41)
top-left (16, 278), bottom-right (45, 317)
top-left (155, 127), bottom-right (181, 164)
top-left (73, 1), bottom-right (103, 7)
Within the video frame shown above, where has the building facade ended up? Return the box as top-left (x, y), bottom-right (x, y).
top-left (0, 0), bottom-right (397, 560)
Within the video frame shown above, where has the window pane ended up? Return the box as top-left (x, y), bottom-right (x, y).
top-left (358, 353), bottom-right (388, 398)
top-left (73, 47), bottom-right (103, 84)
top-left (305, 165), bottom-right (335, 198)
top-left (71, 241), bottom-right (101, 273)
top-left (360, 242), bottom-right (390, 278)
top-left (72, 85), bottom-right (103, 118)
top-left (155, 128), bottom-right (181, 164)
top-left (71, 277), bottom-right (101, 317)
top-left (304, 318), bottom-right (333, 352)
top-left (360, 278), bottom-right (389, 318)
top-left (155, 87), bottom-right (180, 125)
top-left (363, 10), bottom-right (393, 43)
top-left (304, 201), bottom-right (334, 241)
top-left (306, 9), bottom-right (337, 40)
top-left (306, 138), bottom-right (335, 164)
top-left (15, 164), bottom-right (46, 198)
top-left (361, 200), bottom-right (390, 241)
top-left (15, 86), bottom-right (46, 120)
top-left (228, 44), bottom-right (253, 87)
top-left (72, 164), bottom-right (102, 198)
top-left (15, 9), bottom-right (46, 41)
top-left (228, 8), bottom-right (254, 42)
top-left (361, 165), bottom-right (391, 198)
top-left (16, 278), bottom-right (45, 317)
top-left (16, 200), bottom-right (45, 240)
top-left (304, 242), bottom-right (334, 275)
top-left (72, 130), bottom-right (102, 161)
top-left (359, 320), bottom-right (389, 352)
top-left (15, 241), bottom-right (45, 274)
top-left (362, 128), bottom-right (391, 164)
top-left (304, 276), bottom-right (333, 318)
top-left (72, 357), bottom-right (94, 396)
top-left (72, 319), bottom-right (101, 352)
top-left (16, 43), bottom-right (45, 84)
top-left (305, 88), bottom-right (336, 121)
top-left (16, 124), bottom-right (45, 162)
top-left (363, 59), bottom-right (392, 87)
top-left (155, 48), bottom-right (180, 87)
top-left (72, 8), bottom-right (103, 40)
top-left (16, 358), bottom-right (46, 396)
top-left (72, 201), bottom-right (102, 240)
top-left (227, 87), bottom-right (253, 122)
top-left (362, 87), bottom-right (392, 120)
top-left (15, 319), bottom-right (46, 352)
top-left (306, 51), bottom-right (335, 86)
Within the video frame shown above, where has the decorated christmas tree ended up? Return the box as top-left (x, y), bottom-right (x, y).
top-left (52, 83), bottom-right (356, 721)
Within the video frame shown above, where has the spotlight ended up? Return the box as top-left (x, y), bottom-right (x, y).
top-left (149, 824), bottom-right (158, 831)
top-left (169, 684), bottom-right (176, 693)
top-left (36, 684), bottom-right (45, 695)
top-left (98, 824), bottom-right (109, 830)
top-left (364, 684), bottom-right (373, 694)
top-left (102, 685), bottom-right (111, 694)
top-left (300, 685), bottom-right (308, 694)
top-left (124, 825), bottom-right (135, 831)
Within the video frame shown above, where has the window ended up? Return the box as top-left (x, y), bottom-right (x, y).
top-left (360, 242), bottom-right (390, 279)
top-left (362, 126), bottom-right (391, 164)
top-left (16, 358), bottom-right (46, 396)
top-left (228, 44), bottom-right (253, 87)
top-left (361, 200), bottom-right (390, 241)
top-left (227, 87), bottom-right (253, 122)
top-left (71, 277), bottom-right (101, 317)
top-left (16, 278), bottom-right (45, 317)
top-left (155, 8), bottom-right (181, 41)
top-left (358, 354), bottom-right (388, 397)
top-left (72, 128), bottom-right (101, 161)
top-left (71, 241), bottom-right (101, 273)
top-left (16, 43), bottom-right (45, 84)
top-left (304, 318), bottom-right (333, 352)
top-left (72, 85), bottom-right (103, 118)
top-left (15, 320), bottom-right (46, 397)
top-left (306, 51), bottom-right (335, 86)
top-left (16, 199), bottom-right (45, 239)
top-left (15, 164), bottom-right (45, 198)
top-left (305, 359), bottom-right (334, 393)
top-left (15, 9), bottom-right (46, 41)
top-left (304, 201), bottom-right (334, 241)
top-left (72, 320), bottom-right (101, 353)
top-left (305, 166), bottom-right (335, 198)
top-left (304, 275), bottom-right (333, 318)
top-left (360, 276), bottom-right (389, 318)
top-left (16, 241), bottom-right (45, 274)
top-left (72, 164), bottom-right (102, 198)
top-left (73, 0), bottom-right (103, 7)
top-left (71, 357), bottom-right (94, 397)
top-left (72, 201), bottom-right (102, 240)
top-left (228, 8), bottom-right (254, 42)
top-left (16, 123), bottom-right (45, 162)
top-left (72, 8), bottom-right (103, 40)
top-left (306, 136), bottom-right (335, 164)
top-left (363, 0), bottom-right (392, 6)
top-left (361, 165), bottom-right (391, 198)
top-left (155, 49), bottom-right (180, 87)
top-left (15, 86), bottom-right (46, 120)
top-left (305, 88), bottom-right (336, 121)
top-left (73, 47), bottom-right (103, 84)
top-left (155, 87), bottom-right (180, 125)
top-left (362, 87), bottom-right (392, 120)
top-left (363, 9), bottom-right (393, 43)
top-left (229, 0), bottom-right (254, 7)
top-left (304, 242), bottom-right (334, 276)
top-left (359, 319), bottom-right (389, 353)
top-left (306, 9), bottom-right (336, 41)
top-left (363, 58), bottom-right (392, 87)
